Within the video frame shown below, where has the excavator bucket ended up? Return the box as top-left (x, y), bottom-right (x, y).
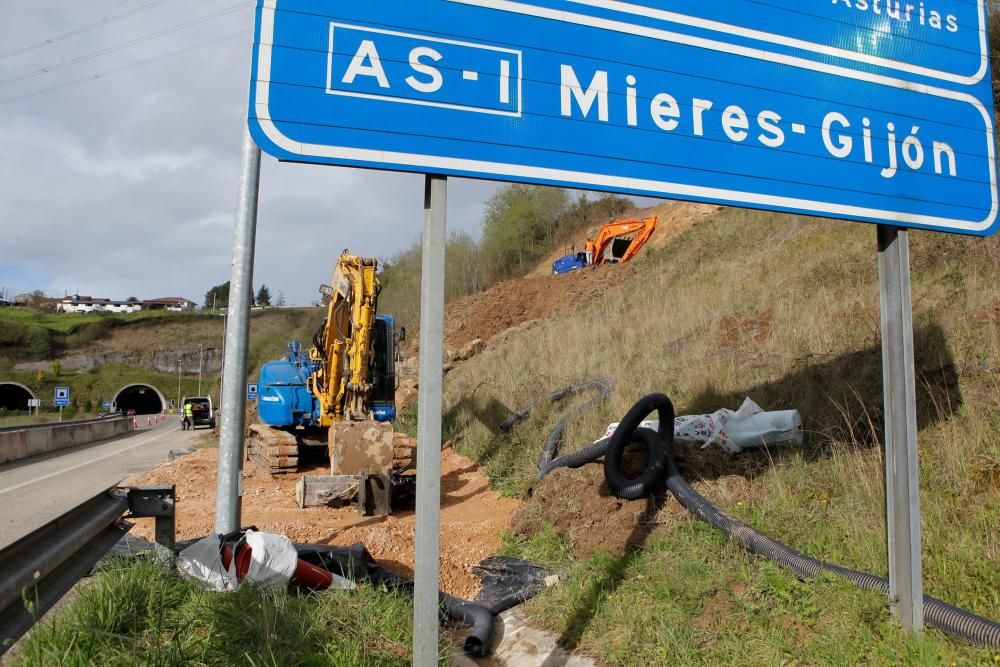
top-left (330, 420), bottom-right (394, 516)
top-left (329, 420), bottom-right (394, 475)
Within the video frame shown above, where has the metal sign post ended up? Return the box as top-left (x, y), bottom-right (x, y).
top-left (413, 174), bottom-right (447, 665)
top-left (877, 225), bottom-right (923, 632)
top-left (214, 123), bottom-right (262, 535)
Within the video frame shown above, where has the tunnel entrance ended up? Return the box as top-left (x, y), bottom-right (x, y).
top-left (114, 384), bottom-right (165, 415)
top-left (0, 383), bottom-right (35, 412)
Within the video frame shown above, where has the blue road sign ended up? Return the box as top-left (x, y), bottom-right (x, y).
top-left (247, 383), bottom-right (259, 400)
top-left (249, 1), bottom-right (998, 235)
top-left (102, 400), bottom-right (111, 409)
top-left (54, 386), bottom-right (70, 408)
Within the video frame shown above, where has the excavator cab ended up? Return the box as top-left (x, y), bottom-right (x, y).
top-left (370, 315), bottom-right (397, 422)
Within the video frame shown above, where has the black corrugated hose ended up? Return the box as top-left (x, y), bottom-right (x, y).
top-left (529, 391), bottom-right (1000, 649)
top-left (292, 542), bottom-right (495, 657)
top-left (497, 378), bottom-right (613, 472)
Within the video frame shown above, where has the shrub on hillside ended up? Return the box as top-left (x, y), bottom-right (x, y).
top-left (0, 321), bottom-right (53, 359)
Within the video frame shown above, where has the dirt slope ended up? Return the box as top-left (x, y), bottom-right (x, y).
top-left (443, 263), bottom-right (637, 351)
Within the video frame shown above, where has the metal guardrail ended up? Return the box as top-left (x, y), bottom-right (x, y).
top-left (0, 485), bottom-right (175, 656)
top-left (0, 414), bottom-right (125, 434)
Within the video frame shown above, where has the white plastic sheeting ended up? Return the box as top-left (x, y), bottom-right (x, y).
top-left (176, 530), bottom-right (297, 590)
top-left (176, 534), bottom-right (237, 592)
top-left (602, 398), bottom-right (802, 454)
top-left (242, 530), bottom-right (300, 587)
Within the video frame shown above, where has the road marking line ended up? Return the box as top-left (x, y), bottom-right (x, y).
top-left (0, 425), bottom-right (182, 496)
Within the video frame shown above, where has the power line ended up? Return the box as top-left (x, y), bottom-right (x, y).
top-left (0, 30), bottom-right (249, 106)
top-left (0, 0), bottom-right (180, 61)
top-left (0, 2), bottom-right (253, 87)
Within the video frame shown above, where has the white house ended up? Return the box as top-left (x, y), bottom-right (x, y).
top-left (58, 295), bottom-right (112, 313)
top-left (56, 294), bottom-right (186, 314)
top-left (104, 301), bottom-right (142, 314)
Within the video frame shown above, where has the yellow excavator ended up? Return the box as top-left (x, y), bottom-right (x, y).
top-left (247, 251), bottom-right (402, 514)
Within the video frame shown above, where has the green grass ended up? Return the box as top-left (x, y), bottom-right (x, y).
top-left (0, 309), bottom-right (218, 368)
top-left (0, 308), bottom-right (179, 334)
top-left (0, 413), bottom-right (60, 427)
top-left (443, 208), bottom-right (1000, 664)
top-left (12, 557), bottom-right (446, 666)
top-left (503, 523), bottom-right (989, 666)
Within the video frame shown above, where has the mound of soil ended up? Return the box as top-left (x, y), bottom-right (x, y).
top-left (510, 442), bottom-right (761, 558)
top-left (511, 461), bottom-right (681, 559)
top-left (438, 201), bottom-right (722, 352)
top-left (131, 438), bottom-right (522, 599)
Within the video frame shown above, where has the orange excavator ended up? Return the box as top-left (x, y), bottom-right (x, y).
top-left (552, 215), bottom-right (658, 275)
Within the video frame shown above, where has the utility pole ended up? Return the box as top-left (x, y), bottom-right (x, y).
top-left (215, 123), bottom-right (261, 534)
top-left (177, 358), bottom-right (182, 411)
top-left (198, 344), bottom-right (203, 395)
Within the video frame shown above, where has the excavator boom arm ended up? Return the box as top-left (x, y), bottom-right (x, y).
top-left (310, 251), bottom-right (380, 426)
top-left (593, 215), bottom-right (658, 265)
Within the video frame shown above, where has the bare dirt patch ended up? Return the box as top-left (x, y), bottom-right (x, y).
top-left (509, 442), bottom-right (763, 559)
top-left (511, 461), bottom-right (683, 558)
top-left (444, 265), bottom-right (636, 351)
top-left (131, 439), bottom-right (522, 599)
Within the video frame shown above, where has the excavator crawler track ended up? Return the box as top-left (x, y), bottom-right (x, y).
top-left (247, 423), bottom-right (300, 474)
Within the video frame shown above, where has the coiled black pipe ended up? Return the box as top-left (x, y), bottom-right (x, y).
top-left (603, 394), bottom-right (1000, 650)
top-left (535, 393), bottom-right (1000, 649)
top-left (537, 437), bottom-right (610, 478)
top-left (603, 393), bottom-right (674, 499)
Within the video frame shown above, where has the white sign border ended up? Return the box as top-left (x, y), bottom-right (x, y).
top-left (557, 0), bottom-right (989, 87)
top-left (252, 0), bottom-right (998, 233)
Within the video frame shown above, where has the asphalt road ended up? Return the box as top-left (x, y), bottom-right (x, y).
top-left (0, 417), bottom-right (201, 548)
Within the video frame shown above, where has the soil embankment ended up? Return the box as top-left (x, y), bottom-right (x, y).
top-left (131, 437), bottom-right (521, 599)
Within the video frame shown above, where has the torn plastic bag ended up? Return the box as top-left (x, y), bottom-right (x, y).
top-left (242, 530), bottom-right (299, 587)
top-left (472, 556), bottom-right (551, 614)
top-left (602, 398), bottom-right (802, 453)
top-left (177, 534), bottom-right (237, 592)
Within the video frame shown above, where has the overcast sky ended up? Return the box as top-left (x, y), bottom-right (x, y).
top-left (0, 1), bottom-right (653, 306)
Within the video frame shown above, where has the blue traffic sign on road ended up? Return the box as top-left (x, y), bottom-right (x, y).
top-left (54, 386), bottom-right (70, 408)
top-left (249, 1), bottom-right (998, 235)
top-left (102, 400), bottom-right (111, 409)
top-left (247, 383), bottom-right (259, 400)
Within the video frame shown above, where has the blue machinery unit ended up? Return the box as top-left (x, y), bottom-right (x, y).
top-left (257, 317), bottom-right (399, 431)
